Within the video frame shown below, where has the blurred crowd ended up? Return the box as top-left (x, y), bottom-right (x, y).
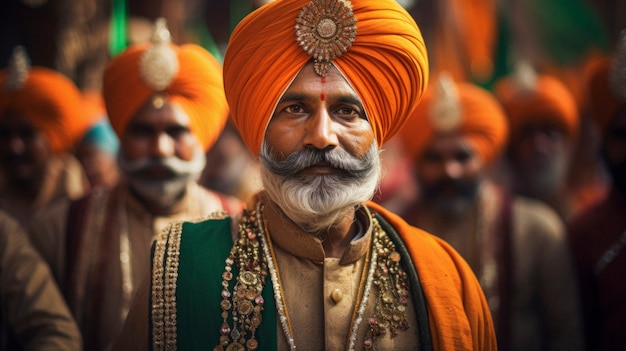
top-left (0, 0), bottom-right (624, 350)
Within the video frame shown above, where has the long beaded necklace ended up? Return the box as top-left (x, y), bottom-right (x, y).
top-left (216, 202), bottom-right (411, 350)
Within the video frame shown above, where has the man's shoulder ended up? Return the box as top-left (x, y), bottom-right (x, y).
top-left (511, 195), bottom-right (564, 232)
top-left (190, 183), bottom-right (244, 216)
top-left (156, 212), bottom-right (235, 248)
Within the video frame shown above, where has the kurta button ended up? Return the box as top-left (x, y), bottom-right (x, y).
top-left (331, 288), bottom-right (343, 303)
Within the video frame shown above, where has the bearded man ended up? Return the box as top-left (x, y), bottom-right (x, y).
top-left (494, 63), bottom-right (586, 221)
top-left (396, 73), bottom-right (585, 351)
top-left (0, 46), bottom-right (90, 229)
top-left (113, 1), bottom-right (496, 350)
top-left (27, 18), bottom-right (242, 351)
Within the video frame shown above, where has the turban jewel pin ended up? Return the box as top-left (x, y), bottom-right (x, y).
top-left (429, 73), bottom-right (462, 132)
top-left (295, 0), bottom-right (357, 77)
top-left (139, 18), bottom-right (179, 91)
top-left (4, 46), bottom-right (30, 91)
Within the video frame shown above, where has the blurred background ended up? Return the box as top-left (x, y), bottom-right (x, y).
top-left (1, 0), bottom-right (622, 95)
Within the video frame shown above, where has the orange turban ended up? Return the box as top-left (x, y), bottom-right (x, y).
top-left (494, 74), bottom-right (579, 140)
top-left (103, 42), bottom-right (229, 151)
top-left (0, 67), bottom-right (86, 154)
top-left (398, 77), bottom-right (508, 166)
top-left (223, 0), bottom-right (429, 156)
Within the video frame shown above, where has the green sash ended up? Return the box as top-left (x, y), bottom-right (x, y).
top-left (150, 218), bottom-right (277, 350)
top-left (150, 213), bottom-right (431, 350)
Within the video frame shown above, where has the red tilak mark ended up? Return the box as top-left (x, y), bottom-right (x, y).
top-left (320, 76), bottom-right (326, 100)
top-left (320, 93), bottom-right (325, 101)
top-left (321, 76), bottom-right (326, 84)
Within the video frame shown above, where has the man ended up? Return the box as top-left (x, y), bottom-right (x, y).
top-left (0, 210), bottom-right (82, 351)
top-left (0, 46), bottom-right (90, 228)
top-left (494, 62), bottom-right (587, 220)
top-left (396, 73), bottom-right (585, 351)
top-left (568, 30), bottom-right (626, 351)
top-left (27, 18), bottom-right (242, 351)
top-left (114, 1), bottom-right (496, 350)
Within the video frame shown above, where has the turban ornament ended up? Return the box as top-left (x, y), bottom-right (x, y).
top-left (429, 73), bottom-right (462, 132)
top-left (4, 46), bottom-right (29, 91)
top-left (511, 61), bottom-right (537, 93)
top-left (609, 29), bottom-right (626, 101)
top-left (295, 0), bottom-right (357, 76)
top-left (139, 18), bottom-right (179, 92)
top-left (103, 17), bottom-right (229, 151)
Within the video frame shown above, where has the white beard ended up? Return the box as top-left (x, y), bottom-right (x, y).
top-left (117, 145), bottom-right (206, 207)
top-left (260, 142), bottom-right (381, 234)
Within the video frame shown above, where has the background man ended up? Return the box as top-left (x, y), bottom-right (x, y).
top-left (396, 73), bottom-right (585, 351)
top-left (494, 63), bottom-right (589, 221)
top-left (27, 19), bottom-right (242, 351)
top-left (0, 46), bottom-right (90, 228)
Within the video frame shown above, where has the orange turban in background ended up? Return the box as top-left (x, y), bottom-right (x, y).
top-left (223, 0), bottom-right (429, 156)
top-left (494, 74), bottom-right (579, 140)
top-left (0, 67), bottom-right (87, 154)
top-left (103, 40), bottom-right (229, 151)
top-left (398, 76), bottom-right (508, 166)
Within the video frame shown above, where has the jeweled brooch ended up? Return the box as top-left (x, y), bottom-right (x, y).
top-left (295, 0), bottom-right (357, 76)
top-left (139, 17), bottom-right (179, 91)
top-left (429, 73), bottom-right (463, 132)
top-left (4, 46), bottom-right (30, 91)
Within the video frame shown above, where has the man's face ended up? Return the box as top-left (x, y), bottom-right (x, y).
top-left (117, 98), bottom-right (206, 205)
top-left (508, 119), bottom-right (570, 197)
top-left (260, 63), bottom-right (380, 233)
top-left (0, 112), bottom-right (51, 186)
top-left (416, 133), bottom-right (483, 217)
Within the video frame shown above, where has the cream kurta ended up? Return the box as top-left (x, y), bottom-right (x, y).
top-left (262, 198), bottom-right (420, 350)
top-left (28, 181), bottom-right (241, 351)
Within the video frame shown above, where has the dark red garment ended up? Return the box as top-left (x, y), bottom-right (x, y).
top-left (567, 188), bottom-right (626, 351)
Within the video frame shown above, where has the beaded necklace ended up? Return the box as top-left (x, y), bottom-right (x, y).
top-left (216, 202), bottom-right (410, 350)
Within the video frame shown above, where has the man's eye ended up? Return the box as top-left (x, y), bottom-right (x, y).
top-left (336, 107), bottom-right (362, 119)
top-left (285, 105), bottom-right (305, 114)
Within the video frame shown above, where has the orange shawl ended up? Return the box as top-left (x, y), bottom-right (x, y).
top-left (368, 201), bottom-right (497, 351)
